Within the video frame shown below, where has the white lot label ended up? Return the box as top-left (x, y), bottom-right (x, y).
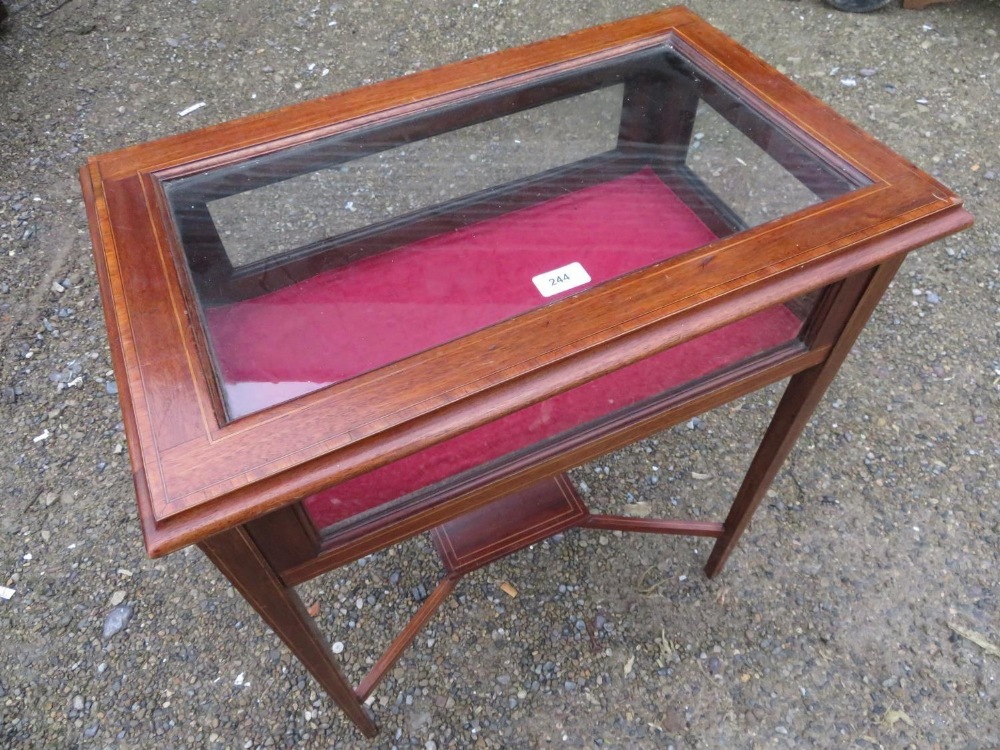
top-left (532, 261), bottom-right (591, 298)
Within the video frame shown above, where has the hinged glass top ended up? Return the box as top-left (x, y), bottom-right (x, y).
top-left (163, 46), bottom-right (867, 421)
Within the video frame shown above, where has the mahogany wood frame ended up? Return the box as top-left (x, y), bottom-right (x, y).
top-left (903, 0), bottom-right (958, 8)
top-left (80, 7), bottom-right (971, 738)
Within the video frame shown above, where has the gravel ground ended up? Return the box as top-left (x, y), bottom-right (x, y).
top-left (1, 1), bottom-right (998, 748)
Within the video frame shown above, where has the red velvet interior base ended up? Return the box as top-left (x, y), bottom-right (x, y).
top-left (202, 168), bottom-right (802, 528)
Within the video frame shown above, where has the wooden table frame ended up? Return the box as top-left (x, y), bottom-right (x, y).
top-left (81, 8), bottom-right (971, 738)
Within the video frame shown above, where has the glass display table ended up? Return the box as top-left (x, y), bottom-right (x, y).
top-left (80, 7), bottom-right (971, 737)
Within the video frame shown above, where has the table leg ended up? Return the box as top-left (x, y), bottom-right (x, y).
top-left (199, 526), bottom-right (378, 737)
top-left (705, 256), bottom-right (905, 578)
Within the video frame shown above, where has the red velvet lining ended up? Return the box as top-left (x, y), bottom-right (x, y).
top-left (200, 168), bottom-right (802, 528)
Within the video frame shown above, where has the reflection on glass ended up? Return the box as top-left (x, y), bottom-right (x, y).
top-left (208, 86), bottom-right (624, 267)
top-left (303, 296), bottom-right (809, 532)
top-left (685, 102), bottom-right (821, 227)
top-left (163, 48), bottom-right (866, 421)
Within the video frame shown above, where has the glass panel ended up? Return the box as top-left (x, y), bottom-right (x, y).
top-left (685, 102), bottom-right (821, 228)
top-left (303, 293), bottom-right (816, 533)
top-left (163, 47), bottom-right (867, 421)
top-left (208, 86), bottom-right (624, 268)
top-left (196, 165), bottom-right (723, 418)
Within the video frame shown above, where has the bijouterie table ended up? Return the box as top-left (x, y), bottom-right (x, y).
top-left (80, 7), bottom-right (971, 737)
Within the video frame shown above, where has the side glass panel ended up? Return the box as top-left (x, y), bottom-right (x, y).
top-left (303, 289), bottom-right (821, 534)
top-left (163, 47), bottom-right (867, 421)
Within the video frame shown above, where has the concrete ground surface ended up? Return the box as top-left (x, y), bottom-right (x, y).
top-left (1, 0), bottom-right (998, 748)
